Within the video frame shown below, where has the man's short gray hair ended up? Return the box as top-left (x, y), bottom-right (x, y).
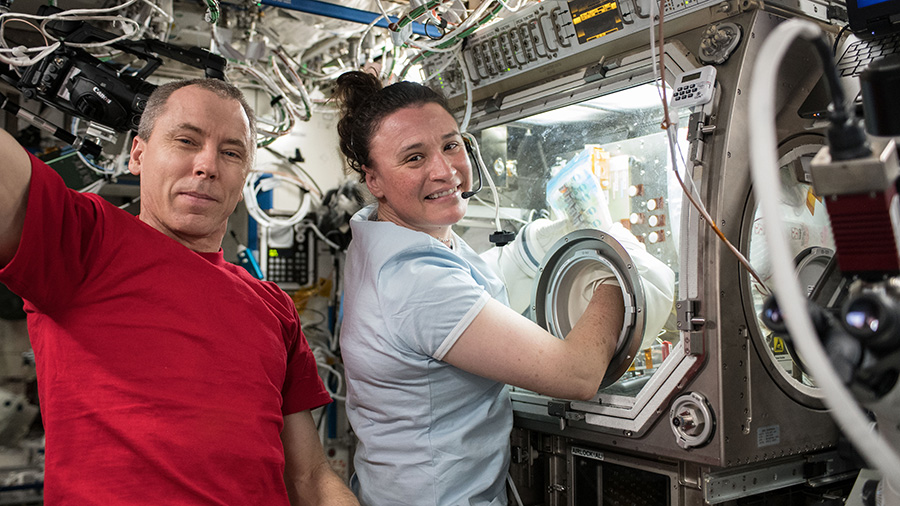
top-left (137, 78), bottom-right (257, 166)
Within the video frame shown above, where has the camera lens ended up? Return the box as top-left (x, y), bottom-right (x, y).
top-left (761, 296), bottom-right (788, 334)
top-left (844, 298), bottom-right (880, 333)
top-left (842, 292), bottom-right (900, 351)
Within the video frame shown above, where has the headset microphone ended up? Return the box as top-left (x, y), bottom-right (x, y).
top-left (461, 133), bottom-right (485, 199)
top-left (461, 162), bottom-right (483, 199)
top-left (459, 132), bottom-right (514, 245)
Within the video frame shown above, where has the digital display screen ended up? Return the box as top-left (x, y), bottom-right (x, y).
top-left (681, 71), bottom-right (702, 83)
top-left (856, 0), bottom-right (891, 8)
top-left (568, 0), bottom-right (623, 44)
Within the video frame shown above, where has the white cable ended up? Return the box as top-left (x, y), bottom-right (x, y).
top-left (453, 0), bottom-right (495, 35)
top-left (442, 0), bottom-right (493, 42)
top-left (271, 49), bottom-right (313, 122)
top-left (402, 0), bottom-right (495, 54)
top-left (76, 151), bottom-right (115, 176)
top-left (123, 0), bottom-right (172, 41)
top-left (462, 132), bottom-right (502, 230)
top-left (507, 473), bottom-right (525, 506)
top-left (374, 0), bottom-right (392, 19)
top-left (496, 0), bottom-right (527, 13)
top-left (406, 37), bottom-right (463, 53)
top-left (139, 0), bottom-right (172, 21)
top-left (473, 194), bottom-right (529, 225)
top-left (648, 0), bottom-right (662, 101)
top-left (311, 344), bottom-right (346, 400)
top-left (298, 220), bottom-right (343, 251)
top-left (456, 50), bottom-right (473, 132)
top-left (0, 0), bottom-right (159, 49)
top-left (355, 13), bottom-right (387, 68)
top-left (649, 0), bottom-right (765, 290)
top-left (484, 164), bottom-right (502, 232)
top-left (229, 64), bottom-right (296, 140)
top-left (40, 16), bottom-right (141, 48)
top-left (0, 2), bottom-right (148, 51)
top-left (0, 41), bottom-right (60, 66)
top-left (242, 167), bottom-right (313, 229)
top-left (749, 18), bottom-right (900, 490)
top-left (40, 0), bottom-right (145, 17)
top-left (317, 363), bottom-right (345, 401)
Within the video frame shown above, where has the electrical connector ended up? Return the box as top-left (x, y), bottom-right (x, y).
top-left (825, 111), bottom-right (871, 161)
top-left (489, 230), bottom-right (515, 247)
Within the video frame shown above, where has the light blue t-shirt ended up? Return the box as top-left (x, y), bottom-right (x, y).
top-left (341, 204), bottom-right (512, 506)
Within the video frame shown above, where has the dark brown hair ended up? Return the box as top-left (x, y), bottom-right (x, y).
top-left (333, 71), bottom-right (453, 181)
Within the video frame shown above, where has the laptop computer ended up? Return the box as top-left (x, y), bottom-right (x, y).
top-left (798, 0), bottom-right (900, 118)
top-left (836, 0), bottom-right (900, 78)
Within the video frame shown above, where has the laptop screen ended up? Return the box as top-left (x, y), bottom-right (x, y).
top-left (846, 0), bottom-right (900, 33)
top-left (857, 0), bottom-right (892, 8)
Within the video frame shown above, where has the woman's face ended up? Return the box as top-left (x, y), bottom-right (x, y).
top-left (363, 102), bottom-right (471, 237)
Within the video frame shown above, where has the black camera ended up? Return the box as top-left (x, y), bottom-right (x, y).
top-left (16, 46), bottom-right (156, 133)
top-left (3, 5), bottom-right (226, 134)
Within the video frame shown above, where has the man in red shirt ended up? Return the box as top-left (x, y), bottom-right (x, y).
top-left (0, 78), bottom-right (358, 505)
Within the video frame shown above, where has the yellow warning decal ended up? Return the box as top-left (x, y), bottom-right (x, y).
top-left (772, 337), bottom-right (786, 354)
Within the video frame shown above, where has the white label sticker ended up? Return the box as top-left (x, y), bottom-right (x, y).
top-left (757, 425), bottom-right (781, 447)
top-left (572, 447), bottom-right (605, 461)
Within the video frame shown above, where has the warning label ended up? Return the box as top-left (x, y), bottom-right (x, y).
top-left (757, 425), bottom-right (781, 448)
top-left (772, 337), bottom-right (786, 354)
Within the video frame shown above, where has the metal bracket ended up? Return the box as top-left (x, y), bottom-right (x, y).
top-left (687, 109), bottom-right (716, 166)
top-left (484, 93), bottom-right (503, 114)
top-left (584, 56), bottom-right (619, 83)
top-left (704, 450), bottom-right (857, 504)
top-left (547, 399), bottom-right (586, 430)
top-left (676, 299), bottom-right (705, 355)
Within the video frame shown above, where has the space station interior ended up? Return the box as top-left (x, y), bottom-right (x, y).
top-left (0, 0), bottom-right (898, 504)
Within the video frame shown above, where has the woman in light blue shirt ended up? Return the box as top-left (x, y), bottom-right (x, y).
top-left (334, 71), bottom-right (626, 506)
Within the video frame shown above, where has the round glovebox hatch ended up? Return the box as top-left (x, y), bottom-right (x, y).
top-left (532, 230), bottom-right (645, 389)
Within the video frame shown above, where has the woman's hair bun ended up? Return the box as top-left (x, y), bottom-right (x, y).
top-left (334, 71), bottom-right (383, 119)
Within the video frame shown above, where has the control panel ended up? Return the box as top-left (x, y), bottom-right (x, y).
top-left (669, 65), bottom-right (717, 109)
top-left (264, 225), bottom-right (317, 290)
top-left (422, 0), bottom-right (718, 99)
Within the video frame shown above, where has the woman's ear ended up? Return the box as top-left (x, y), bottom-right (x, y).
top-left (363, 165), bottom-right (384, 199)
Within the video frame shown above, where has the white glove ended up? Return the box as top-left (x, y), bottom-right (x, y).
top-left (481, 217), bottom-right (576, 314)
top-left (603, 223), bottom-right (676, 349)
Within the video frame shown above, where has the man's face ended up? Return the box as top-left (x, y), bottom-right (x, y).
top-left (129, 85), bottom-right (253, 252)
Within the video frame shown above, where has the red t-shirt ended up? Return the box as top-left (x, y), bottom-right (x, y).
top-left (0, 153), bottom-right (332, 504)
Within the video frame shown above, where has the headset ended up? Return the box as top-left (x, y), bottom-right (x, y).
top-left (461, 132), bottom-right (485, 199)
top-left (460, 132), bottom-right (515, 246)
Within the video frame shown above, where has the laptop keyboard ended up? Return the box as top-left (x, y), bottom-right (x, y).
top-left (837, 31), bottom-right (900, 76)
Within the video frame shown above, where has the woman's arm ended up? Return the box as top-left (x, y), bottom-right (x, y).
top-left (442, 284), bottom-right (625, 400)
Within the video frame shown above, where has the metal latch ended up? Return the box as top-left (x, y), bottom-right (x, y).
top-left (676, 299), bottom-right (705, 355)
top-left (687, 110), bottom-right (716, 166)
top-left (548, 400), bottom-right (586, 430)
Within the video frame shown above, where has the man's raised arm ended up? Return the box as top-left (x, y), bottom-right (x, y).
top-left (0, 128), bottom-right (33, 267)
